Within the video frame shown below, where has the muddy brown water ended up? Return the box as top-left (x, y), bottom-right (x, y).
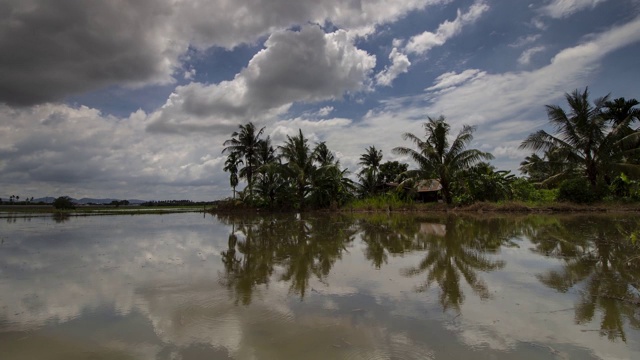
top-left (1, 212), bottom-right (639, 359)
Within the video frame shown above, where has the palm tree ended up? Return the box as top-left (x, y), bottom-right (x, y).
top-left (357, 145), bottom-right (384, 197)
top-left (603, 97), bottom-right (640, 165)
top-left (279, 129), bottom-right (315, 209)
top-left (222, 122), bottom-right (265, 200)
top-left (255, 137), bottom-right (284, 207)
top-left (223, 152), bottom-right (243, 199)
top-left (313, 142), bottom-right (337, 167)
top-left (520, 88), bottom-right (640, 186)
top-left (602, 97), bottom-right (640, 128)
top-left (359, 145), bottom-right (383, 179)
top-left (392, 115), bottom-right (493, 204)
top-left (308, 142), bottom-right (354, 208)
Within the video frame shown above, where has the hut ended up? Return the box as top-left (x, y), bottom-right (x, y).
top-left (415, 179), bottom-right (442, 202)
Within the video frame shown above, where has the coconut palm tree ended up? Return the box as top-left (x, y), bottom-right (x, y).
top-left (359, 145), bottom-right (383, 178)
top-left (223, 152), bottom-right (243, 199)
top-left (520, 88), bottom-right (640, 187)
top-left (602, 97), bottom-right (640, 128)
top-left (392, 115), bottom-right (493, 204)
top-left (313, 142), bottom-right (337, 167)
top-left (279, 129), bottom-right (315, 209)
top-left (222, 122), bottom-right (265, 201)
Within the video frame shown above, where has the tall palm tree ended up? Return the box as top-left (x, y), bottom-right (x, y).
top-left (520, 88), bottom-right (640, 186)
top-left (359, 145), bottom-right (383, 178)
top-left (255, 136), bottom-right (283, 207)
top-left (392, 115), bottom-right (493, 204)
top-left (222, 122), bottom-right (265, 200)
top-left (223, 152), bottom-right (243, 199)
top-left (279, 129), bottom-right (315, 209)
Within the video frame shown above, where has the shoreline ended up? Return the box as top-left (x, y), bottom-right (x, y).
top-left (3, 201), bottom-right (640, 218)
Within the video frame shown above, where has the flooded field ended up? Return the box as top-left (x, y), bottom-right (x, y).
top-left (1, 212), bottom-right (639, 359)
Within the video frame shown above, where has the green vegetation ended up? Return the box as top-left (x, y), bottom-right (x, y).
top-left (53, 196), bottom-right (75, 210)
top-left (218, 89), bottom-right (639, 212)
top-left (393, 115), bottom-right (494, 204)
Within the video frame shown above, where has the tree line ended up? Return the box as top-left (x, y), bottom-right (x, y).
top-left (222, 87), bottom-right (640, 208)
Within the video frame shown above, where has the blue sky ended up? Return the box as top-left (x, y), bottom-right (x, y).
top-left (1, 0), bottom-right (639, 200)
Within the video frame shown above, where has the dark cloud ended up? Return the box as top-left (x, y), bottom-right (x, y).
top-left (0, 0), bottom-right (438, 107)
top-left (0, 0), bottom-right (178, 106)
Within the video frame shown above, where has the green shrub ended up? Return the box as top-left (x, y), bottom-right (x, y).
top-left (557, 178), bottom-right (603, 204)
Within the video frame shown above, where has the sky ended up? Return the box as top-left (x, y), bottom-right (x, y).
top-left (1, 0), bottom-right (639, 201)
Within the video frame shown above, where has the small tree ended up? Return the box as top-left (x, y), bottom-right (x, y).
top-left (53, 196), bottom-right (75, 210)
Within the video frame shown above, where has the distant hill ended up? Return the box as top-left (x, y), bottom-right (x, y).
top-left (32, 197), bottom-right (146, 204)
top-left (76, 198), bottom-right (146, 205)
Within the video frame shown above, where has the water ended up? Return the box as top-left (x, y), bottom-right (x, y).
top-left (0, 212), bottom-right (639, 359)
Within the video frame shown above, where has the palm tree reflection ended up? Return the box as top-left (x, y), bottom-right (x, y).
top-left (399, 216), bottom-right (510, 312)
top-left (218, 214), bottom-right (356, 304)
top-left (531, 217), bottom-right (640, 342)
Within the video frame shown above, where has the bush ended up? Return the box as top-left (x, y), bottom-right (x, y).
top-left (557, 178), bottom-right (603, 204)
top-left (53, 196), bottom-right (75, 210)
top-left (511, 179), bottom-right (557, 203)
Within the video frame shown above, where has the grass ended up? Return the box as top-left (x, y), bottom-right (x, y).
top-left (339, 198), bottom-right (640, 214)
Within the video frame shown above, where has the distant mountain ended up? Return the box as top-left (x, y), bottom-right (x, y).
top-left (31, 197), bottom-right (146, 204)
top-left (76, 198), bottom-right (147, 204)
top-left (33, 197), bottom-right (55, 203)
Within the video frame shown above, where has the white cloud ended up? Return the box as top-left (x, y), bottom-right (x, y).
top-left (0, 0), bottom-right (449, 106)
top-left (317, 106), bottom-right (335, 117)
top-left (0, 104), bottom-right (230, 200)
top-left (147, 26), bottom-right (376, 134)
top-left (518, 46), bottom-right (546, 65)
top-left (509, 34), bottom-right (542, 48)
top-left (425, 69), bottom-right (487, 92)
top-left (541, 0), bottom-right (609, 19)
top-left (423, 16), bottom-right (640, 123)
top-left (376, 48), bottom-right (412, 86)
top-left (337, 16), bottom-right (640, 173)
top-left (405, 1), bottom-right (490, 55)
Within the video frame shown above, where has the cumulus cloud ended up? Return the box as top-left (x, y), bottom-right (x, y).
top-left (147, 26), bottom-right (376, 134)
top-left (0, 104), bottom-right (230, 200)
top-left (540, 0), bottom-right (609, 19)
top-left (376, 48), bottom-right (412, 86)
top-left (0, 0), bottom-right (447, 107)
top-left (405, 1), bottom-right (490, 55)
top-left (518, 46), bottom-right (546, 65)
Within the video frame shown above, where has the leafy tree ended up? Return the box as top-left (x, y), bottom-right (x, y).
top-left (457, 162), bottom-right (515, 203)
top-left (53, 196), bottom-right (75, 210)
top-left (378, 161), bottom-right (409, 184)
top-left (222, 122), bottom-right (265, 201)
top-left (520, 88), bottom-right (640, 187)
top-left (392, 115), bottom-right (493, 204)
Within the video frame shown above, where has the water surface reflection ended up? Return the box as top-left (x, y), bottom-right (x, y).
top-left (0, 212), bottom-right (638, 359)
